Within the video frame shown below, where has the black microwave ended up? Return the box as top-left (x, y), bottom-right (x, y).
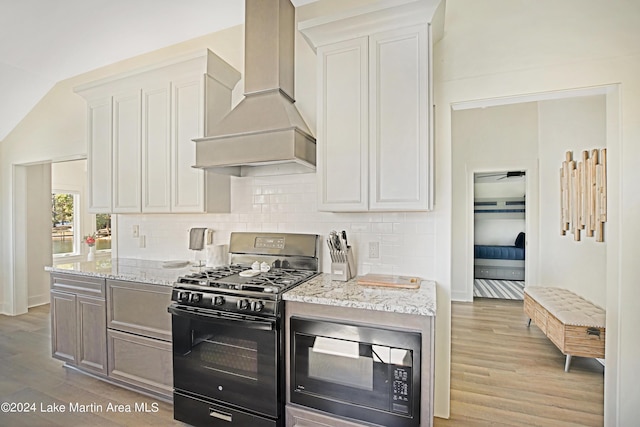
top-left (290, 317), bottom-right (421, 427)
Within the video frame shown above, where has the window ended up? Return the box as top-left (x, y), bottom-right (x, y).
top-left (52, 192), bottom-right (80, 256)
top-left (95, 214), bottom-right (112, 251)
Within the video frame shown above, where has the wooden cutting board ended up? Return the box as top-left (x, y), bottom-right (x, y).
top-left (357, 274), bottom-right (421, 289)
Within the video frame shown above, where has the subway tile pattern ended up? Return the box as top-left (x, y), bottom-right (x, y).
top-left (118, 173), bottom-right (436, 277)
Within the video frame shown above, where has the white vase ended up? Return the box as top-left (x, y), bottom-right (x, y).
top-left (87, 246), bottom-right (95, 261)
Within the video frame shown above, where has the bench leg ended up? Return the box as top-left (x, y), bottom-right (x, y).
top-left (527, 318), bottom-right (531, 327)
top-left (564, 354), bottom-right (572, 372)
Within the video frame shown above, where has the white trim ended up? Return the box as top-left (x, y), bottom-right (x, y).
top-left (451, 85), bottom-right (611, 111)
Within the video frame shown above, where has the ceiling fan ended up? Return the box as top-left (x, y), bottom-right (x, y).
top-left (475, 171), bottom-right (526, 181)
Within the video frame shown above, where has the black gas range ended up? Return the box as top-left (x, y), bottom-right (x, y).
top-left (172, 264), bottom-right (317, 318)
top-left (169, 232), bottom-right (320, 427)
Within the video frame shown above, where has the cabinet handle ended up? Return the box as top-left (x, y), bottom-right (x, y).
top-left (586, 327), bottom-right (601, 339)
top-left (209, 408), bottom-right (232, 422)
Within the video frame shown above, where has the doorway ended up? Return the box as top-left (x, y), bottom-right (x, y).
top-left (473, 170), bottom-right (526, 300)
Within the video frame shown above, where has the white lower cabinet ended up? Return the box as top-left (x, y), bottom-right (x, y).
top-left (76, 49), bottom-right (240, 214)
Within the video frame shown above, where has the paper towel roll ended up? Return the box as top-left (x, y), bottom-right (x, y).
top-left (206, 244), bottom-right (229, 267)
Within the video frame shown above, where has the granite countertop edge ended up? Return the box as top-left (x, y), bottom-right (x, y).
top-left (45, 258), bottom-right (192, 286)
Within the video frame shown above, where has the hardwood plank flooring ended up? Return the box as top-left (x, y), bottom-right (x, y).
top-left (0, 305), bottom-right (184, 426)
top-left (435, 299), bottom-right (604, 426)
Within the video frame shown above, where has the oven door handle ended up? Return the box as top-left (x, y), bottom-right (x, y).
top-left (168, 305), bottom-right (276, 331)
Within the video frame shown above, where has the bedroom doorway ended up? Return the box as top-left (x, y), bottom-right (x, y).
top-left (473, 170), bottom-right (526, 300)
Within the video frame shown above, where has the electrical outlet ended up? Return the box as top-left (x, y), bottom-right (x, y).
top-left (368, 241), bottom-right (380, 259)
top-left (132, 225), bottom-right (139, 238)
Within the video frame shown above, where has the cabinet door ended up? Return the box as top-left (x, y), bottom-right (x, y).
top-left (142, 83), bottom-right (172, 213)
top-left (107, 329), bottom-right (173, 398)
top-left (112, 90), bottom-right (142, 213)
top-left (317, 37), bottom-right (369, 212)
top-left (171, 77), bottom-right (205, 212)
top-left (369, 24), bottom-right (431, 211)
top-left (87, 97), bottom-right (112, 213)
top-left (77, 295), bottom-right (107, 375)
top-left (50, 290), bottom-right (78, 364)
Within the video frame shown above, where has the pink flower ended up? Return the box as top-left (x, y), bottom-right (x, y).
top-left (84, 234), bottom-right (96, 247)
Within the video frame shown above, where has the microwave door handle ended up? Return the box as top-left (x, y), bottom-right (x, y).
top-left (168, 305), bottom-right (275, 331)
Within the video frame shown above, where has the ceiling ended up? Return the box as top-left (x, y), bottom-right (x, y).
top-left (0, 0), bottom-right (316, 142)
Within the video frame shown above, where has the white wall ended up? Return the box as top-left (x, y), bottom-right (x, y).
top-left (474, 180), bottom-right (526, 246)
top-left (21, 164), bottom-right (52, 308)
top-left (538, 96), bottom-right (607, 306)
top-left (451, 102), bottom-right (539, 301)
top-left (437, 0), bottom-right (640, 423)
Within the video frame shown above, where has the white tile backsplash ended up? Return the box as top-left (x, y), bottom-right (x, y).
top-left (117, 173), bottom-right (436, 277)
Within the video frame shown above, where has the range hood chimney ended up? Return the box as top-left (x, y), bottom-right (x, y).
top-left (193, 0), bottom-right (316, 175)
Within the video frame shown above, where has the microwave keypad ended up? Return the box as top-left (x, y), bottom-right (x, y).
top-left (392, 366), bottom-right (412, 414)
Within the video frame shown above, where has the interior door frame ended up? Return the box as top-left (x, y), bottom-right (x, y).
top-left (465, 160), bottom-right (539, 302)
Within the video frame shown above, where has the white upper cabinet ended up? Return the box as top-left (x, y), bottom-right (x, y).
top-left (317, 37), bottom-right (369, 211)
top-left (300, 0), bottom-right (439, 212)
top-left (75, 50), bottom-right (240, 214)
top-left (112, 90), bottom-right (142, 213)
top-left (141, 83), bottom-right (171, 213)
top-left (369, 25), bottom-right (429, 210)
top-left (86, 98), bottom-right (112, 213)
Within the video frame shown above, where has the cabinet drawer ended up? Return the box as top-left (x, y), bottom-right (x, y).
top-left (107, 280), bottom-right (172, 341)
top-left (51, 273), bottom-right (105, 298)
top-left (286, 404), bottom-right (379, 427)
top-left (107, 329), bottom-right (172, 398)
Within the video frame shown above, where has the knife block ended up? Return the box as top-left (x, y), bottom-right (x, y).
top-left (331, 247), bottom-right (356, 281)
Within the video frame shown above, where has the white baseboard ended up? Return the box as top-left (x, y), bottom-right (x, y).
top-left (28, 293), bottom-right (50, 308)
top-left (451, 290), bottom-right (473, 302)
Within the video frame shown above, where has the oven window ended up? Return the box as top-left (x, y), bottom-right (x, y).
top-left (197, 335), bottom-right (258, 381)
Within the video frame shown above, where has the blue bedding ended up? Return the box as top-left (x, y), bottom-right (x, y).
top-left (474, 245), bottom-right (525, 260)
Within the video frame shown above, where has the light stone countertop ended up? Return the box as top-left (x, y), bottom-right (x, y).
top-left (283, 273), bottom-right (436, 317)
top-left (45, 258), bottom-right (196, 286)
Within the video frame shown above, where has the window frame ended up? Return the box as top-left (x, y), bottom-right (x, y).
top-left (52, 190), bottom-right (81, 258)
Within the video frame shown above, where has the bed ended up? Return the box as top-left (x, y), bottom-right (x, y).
top-left (474, 232), bottom-right (525, 280)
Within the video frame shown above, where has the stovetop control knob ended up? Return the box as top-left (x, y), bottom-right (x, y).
top-left (190, 293), bottom-right (202, 303)
top-left (250, 300), bottom-right (264, 312)
top-left (178, 291), bottom-right (190, 303)
top-left (237, 299), bottom-right (249, 310)
top-left (213, 296), bottom-right (225, 306)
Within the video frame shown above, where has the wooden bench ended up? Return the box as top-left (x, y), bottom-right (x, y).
top-left (524, 286), bottom-right (605, 372)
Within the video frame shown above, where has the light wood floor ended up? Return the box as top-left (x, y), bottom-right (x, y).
top-left (1, 301), bottom-right (603, 426)
top-left (435, 298), bottom-right (604, 426)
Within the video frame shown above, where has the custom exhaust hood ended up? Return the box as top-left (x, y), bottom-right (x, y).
top-left (193, 0), bottom-right (316, 176)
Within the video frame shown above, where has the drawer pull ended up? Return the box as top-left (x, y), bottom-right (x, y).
top-left (209, 408), bottom-right (232, 422)
top-left (587, 327), bottom-right (601, 338)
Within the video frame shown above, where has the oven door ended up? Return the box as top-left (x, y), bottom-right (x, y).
top-left (169, 304), bottom-right (280, 418)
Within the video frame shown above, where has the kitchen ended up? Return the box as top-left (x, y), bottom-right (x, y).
top-left (0, 0), bottom-right (638, 426)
